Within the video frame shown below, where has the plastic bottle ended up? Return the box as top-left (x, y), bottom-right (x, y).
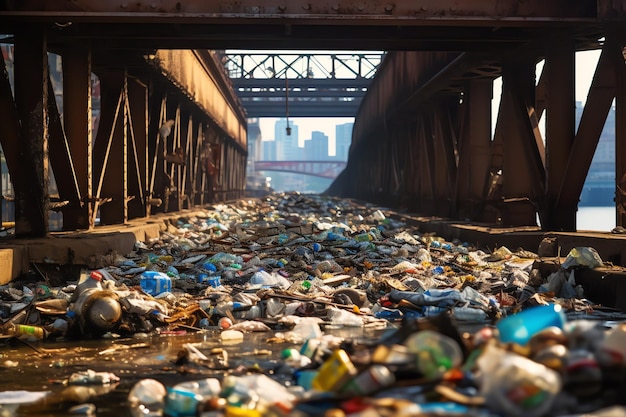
top-left (311, 349), bottom-right (358, 392)
top-left (354, 232), bottom-right (373, 242)
top-left (404, 330), bottom-right (463, 379)
top-left (5, 323), bottom-right (48, 340)
top-left (496, 304), bottom-right (566, 346)
top-left (339, 364), bottom-right (395, 396)
top-left (73, 270), bottom-right (103, 299)
top-left (477, 343), bottom-right (561, 417)
top-left (128, 378), bottom-right (167, 413)
top-left (139, 271), bottom-right (172, 296)
top-left (163, 378), bottom-right (221, 417)
top-left (221, 374), bottom-right (295, 415)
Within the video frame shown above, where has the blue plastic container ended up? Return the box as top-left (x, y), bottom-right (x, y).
top-left (207, 276), bottom-right (221, 288)
top-left (496, 304), bottom-right (566, 346)
top-left (140, 271), bottom-right (172, 296)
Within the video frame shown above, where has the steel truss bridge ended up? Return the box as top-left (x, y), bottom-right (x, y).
top-left (222, 52), bottom-right (384, 117)
top-left (0, 0), bottom-right (623, 240)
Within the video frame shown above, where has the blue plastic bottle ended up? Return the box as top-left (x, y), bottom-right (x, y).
top-left (496, 304), bottom-right (566, 346)
top-left (140, 271), bottom-right (172, 296)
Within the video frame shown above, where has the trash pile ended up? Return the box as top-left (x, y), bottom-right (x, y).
top-left (1, 192), bottom-right (626, 417)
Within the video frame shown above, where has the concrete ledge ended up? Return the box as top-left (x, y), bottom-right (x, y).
top-left (0, 208), bottom-right (211, 284)
top-left (535, 258), bottom-right (626, 312)
top-left (396, 213), bottom-right (626, 267)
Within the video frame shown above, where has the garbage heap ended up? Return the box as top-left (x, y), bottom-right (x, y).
top-left (2, 192), bottom-right (626, 417)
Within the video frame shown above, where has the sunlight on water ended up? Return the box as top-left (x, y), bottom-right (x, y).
top-left (577, 206), bottom-right (616, 232)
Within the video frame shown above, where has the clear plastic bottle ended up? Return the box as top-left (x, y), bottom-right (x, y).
top-left (128, 378), bottom-right (166, 415)
top-left (339, 364), bottom-right (395, 396)
top-left (404, 330), bottom-right (463, 379)
top-left (477, 343), bottom-right (561, 417)
top-left (163, 378), bottom-right (221, 417)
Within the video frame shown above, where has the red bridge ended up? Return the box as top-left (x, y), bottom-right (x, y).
top-left (253, 161), bottom-right (347, 179)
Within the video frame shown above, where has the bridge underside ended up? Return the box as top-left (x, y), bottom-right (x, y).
top-left (329, 33), bottom-right (626, 231)
top-left (0, 0), bottom-right (624, 237)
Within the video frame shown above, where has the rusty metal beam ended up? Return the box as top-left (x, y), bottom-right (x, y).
top-left (556, 38), bottom-right (622, 220)
top-left (147, 92), bottom-right (169, 215)
top-left (149, 50), bottom-right (246, 153)
top-left (612, 32), bottom-right (626, 227)
top-left (93, 71), bottom-right (126, 225)
top-left (0, 46), bottom-right (21, 209)
top-left (0, 0), bottom-right (603, 22)
top-left (543, 34), bottom-right (577, 231)
top-left (61, 46), bottom-right (92, 230)
top-left (13, 25), bottom-right (49, 237)
top-left (127, 77), bottom-right (148, 219)
top-left (455, 79), bottom-right (492, 220)
top-left (47, 69), bottom-right (81, 213)
top-left (0, 1), bottom-right (608, 53)
top-left (499, 57), bottom-right (545, 227)
top-left (418, 117), bottom-right (435, 213)
top-left (431, 103), bottom-right (457, 216)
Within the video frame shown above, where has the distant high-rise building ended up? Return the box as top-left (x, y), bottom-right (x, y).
top-left (335, 122), bottom-right (353, 161)
top-left (262, 139), bottom-right (276, 161)
top-left (246, 118), bottom-right (262, 162)
top-left (246, 118), bottom-right (268, 190)
top-left (304, 131), bottom-right (329, 160)
top-left (275, 118), bottom-right (299, 161)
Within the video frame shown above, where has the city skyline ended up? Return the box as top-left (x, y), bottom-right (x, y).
top-left (259, 117), bottom-right (354, 155)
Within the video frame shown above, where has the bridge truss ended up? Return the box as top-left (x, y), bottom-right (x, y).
top-left (222, 52), bottom-right (384, 117)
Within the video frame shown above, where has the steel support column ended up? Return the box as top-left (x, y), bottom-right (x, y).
top-left (614, 35), bottom-right (626, 227)
top-left (127, 78), bottom-right (148, 220)
top-left (61, 47), bottom-right (91, 230)
top-left (93, 71), bottom-right (127, 225)
top-left (13, 26), bottom-right (49, 237)
top-left (557, 38), bottom-right (621, 223)
top-left (431, 102), bottom-right (458, 217)
top-left (544, 34), bottom-right (576, 231)
top-left (0, 46), bottom-right (21, 225)
top-left (455, 79), bottom-right (492, 221)
top-left (147, 92), bottom-right (169, 215)
top-left (499, 56), bottom-right (545, 226)
top-left (418, 116), bottom-right (435, 213)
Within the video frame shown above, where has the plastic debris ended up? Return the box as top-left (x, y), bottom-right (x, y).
top-left (0, 192), bottom-right (625, 417)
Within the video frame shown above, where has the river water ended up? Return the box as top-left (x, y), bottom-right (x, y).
top-left (0, 326), bottom-right (388, 417)
top-left (577, 206), bottom-right (616, 232)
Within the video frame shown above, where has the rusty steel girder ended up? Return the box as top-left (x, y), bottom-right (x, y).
top-left (0, 0), bottom-right (608, 20)
top-left (0, 0), bottom-right (614, 51)
top-left (0, 26), bottom-right (248, 236)
top-left (332, 30), bottom-right (626, 231)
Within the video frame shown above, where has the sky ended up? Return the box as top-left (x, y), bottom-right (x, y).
top-left (259, 117), bottom-right (354, 155)
top-left (257, 49), bottom-right (603, 154)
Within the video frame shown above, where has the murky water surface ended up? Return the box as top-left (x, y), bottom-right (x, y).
top-left (0, 326), bottom-right (387, 416)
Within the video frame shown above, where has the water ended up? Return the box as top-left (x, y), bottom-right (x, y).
top-left (577, 206), bottom-right (616, 232)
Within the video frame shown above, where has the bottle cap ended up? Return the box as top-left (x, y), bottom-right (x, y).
top-left (90, 270), bottom-right (104, 281)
